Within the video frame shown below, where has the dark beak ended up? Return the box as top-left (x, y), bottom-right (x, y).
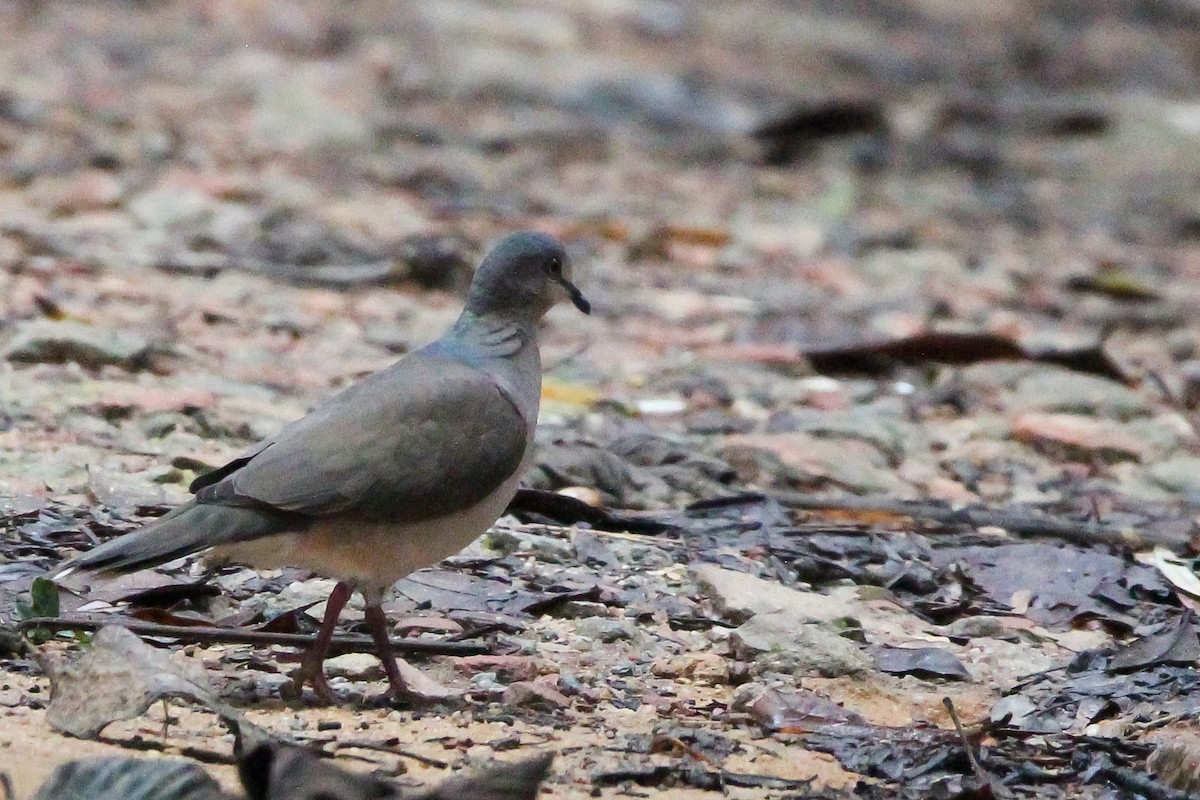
top-left (560, 278), bottom-right (591, 314)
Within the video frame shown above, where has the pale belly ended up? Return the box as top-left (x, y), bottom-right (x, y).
top-left (209, 466), bottom-right (525, 591)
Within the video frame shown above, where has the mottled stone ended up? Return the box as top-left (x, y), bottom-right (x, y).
top-left (691, 564), bottom-right (857, 625)
top-left (731, 612), bottom-right (871, 678)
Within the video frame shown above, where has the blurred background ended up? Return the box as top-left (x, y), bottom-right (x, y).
top-left (4, 0), bottom-right (1200, 509)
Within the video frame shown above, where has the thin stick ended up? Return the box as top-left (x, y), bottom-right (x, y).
top-left (942, 697), bottom-right (983, 777)
top-left (17, 616), bottom-right (490, 656)
top-left (325, 738), bottom-right (450, 769)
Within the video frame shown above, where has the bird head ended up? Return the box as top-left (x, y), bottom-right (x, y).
top-left (466, 232), bottom-right (591, 319)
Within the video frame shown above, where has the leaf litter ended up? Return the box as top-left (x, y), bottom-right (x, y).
top-left (5, 0), bottom-right (1200, 798)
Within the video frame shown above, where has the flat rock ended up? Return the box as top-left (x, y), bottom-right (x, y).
top-left (1128, 414), bottom-right (1196, 456)
top-left (731, 612), bottom-right (871, 678)
top-left (323, 652), bottom-right (382, 680)
top-left (936, 616), bottom-right (1008, 640)
top-left (85, 466), bottom-right (169, 509)
top-left (691, 564), bottom-right (858, 624)
top-left (574, 617), bottom-right (636, 642)
top-left (553, 600), bottom-right (610, 619)
top-left (1008, 368), bottom-right (1154, 419)
top-left (4, 321), bottom-right (150, 370)
top-left (720, 432), bottom-right (911, 495)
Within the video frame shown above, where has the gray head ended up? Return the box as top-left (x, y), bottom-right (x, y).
top-left (466, 232), bottom-right (591, 318)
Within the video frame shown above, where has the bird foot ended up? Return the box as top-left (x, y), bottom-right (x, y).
top-left (282, 662), bottom-right (339, 704)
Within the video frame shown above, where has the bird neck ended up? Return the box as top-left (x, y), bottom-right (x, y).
top-left (450, 310), bottom-right (537, 358)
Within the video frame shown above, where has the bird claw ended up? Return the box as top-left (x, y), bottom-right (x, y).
top-left (283, 663), bottom-right (339, 704)
top-left (364, 690), bottom-right (404, 709)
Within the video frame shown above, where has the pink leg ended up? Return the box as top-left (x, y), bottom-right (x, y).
top-left (283, 581), bottom-right (352, 703)
top-left (362, 601), bottom-right (409, 702)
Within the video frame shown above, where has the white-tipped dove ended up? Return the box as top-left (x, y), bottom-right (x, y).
top-left (66, 231), bottom-right (590, 702)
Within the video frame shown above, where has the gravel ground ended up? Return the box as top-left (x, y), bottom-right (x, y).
top-left (5, 2), bottom-right (1200, 798)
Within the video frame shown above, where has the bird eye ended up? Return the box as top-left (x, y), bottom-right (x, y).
top-left (548, 257), bottom-right (562, 275)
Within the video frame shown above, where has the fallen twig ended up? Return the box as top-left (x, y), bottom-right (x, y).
top-left (943, 697), bottom-right (988, 782)
top-left (18, 615), bottom-right (490, 656)
top-left (508, 488), bottom-right (670, 534)
top-left (1093, 756), bottom-right (1194, 800)
top-left (768, 491), bottom-right (1193, 551)
top-left (325, 737), bottom-right (451, 768)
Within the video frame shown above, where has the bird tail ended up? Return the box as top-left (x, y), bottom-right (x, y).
top-left (60, 500), bottom-right (295, 577)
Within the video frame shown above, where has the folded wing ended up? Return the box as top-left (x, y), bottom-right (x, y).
top-left (195, 355), bottom-right (529, 524)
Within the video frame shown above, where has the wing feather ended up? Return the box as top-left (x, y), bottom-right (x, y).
top-left (193, 355), bottom-right (529, 524)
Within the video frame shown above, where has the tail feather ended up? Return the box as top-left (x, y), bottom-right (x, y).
top-left (67, 500), bottom-right (298, 576)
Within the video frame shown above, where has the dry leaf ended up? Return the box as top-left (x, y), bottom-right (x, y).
top-left (1151, 547), bottom-right (1200, 599)
top-left (41, 625), bottom-right (242, 739)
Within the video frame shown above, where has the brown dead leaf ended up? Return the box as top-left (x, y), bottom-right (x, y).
top-left (800, 508), bottom-right (915, 527)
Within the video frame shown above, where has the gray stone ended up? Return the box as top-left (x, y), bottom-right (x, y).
top-left (858, 248), bottom-right (966, 289)
top-left (323, 652), bottom-right (382, 680)
top-left (85, 467), bottom-right (168, 509)
top-left (502, 680), bottom-right (571, 710)
top-left (128, 184), bottom-right (215, 230)
top-left (469, 671), bottom-right (503, 691)
top-left (719, 432), bottom-right (911, 495)
top-left (691, 564), bottom-right (858, 625)
top-left (555, 600), bottom-right (609, 619)
top-left (730, 612), bottom-right (870, 678)
top-left (1009, 367), bottom-right (1153, 419)
top-left (138, 411), bottom-right (203, 440)
top-left (574, 617), bottom-right (636, 643)
top-left (485, 529), bottom-right (575, 563)
top-left (1109, 463), bottom-right (1177, 504)
top-left (4, 321), bottom-right (150, 370)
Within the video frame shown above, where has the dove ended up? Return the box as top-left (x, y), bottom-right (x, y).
top-left (65, 231), bottom-right (590, 702)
